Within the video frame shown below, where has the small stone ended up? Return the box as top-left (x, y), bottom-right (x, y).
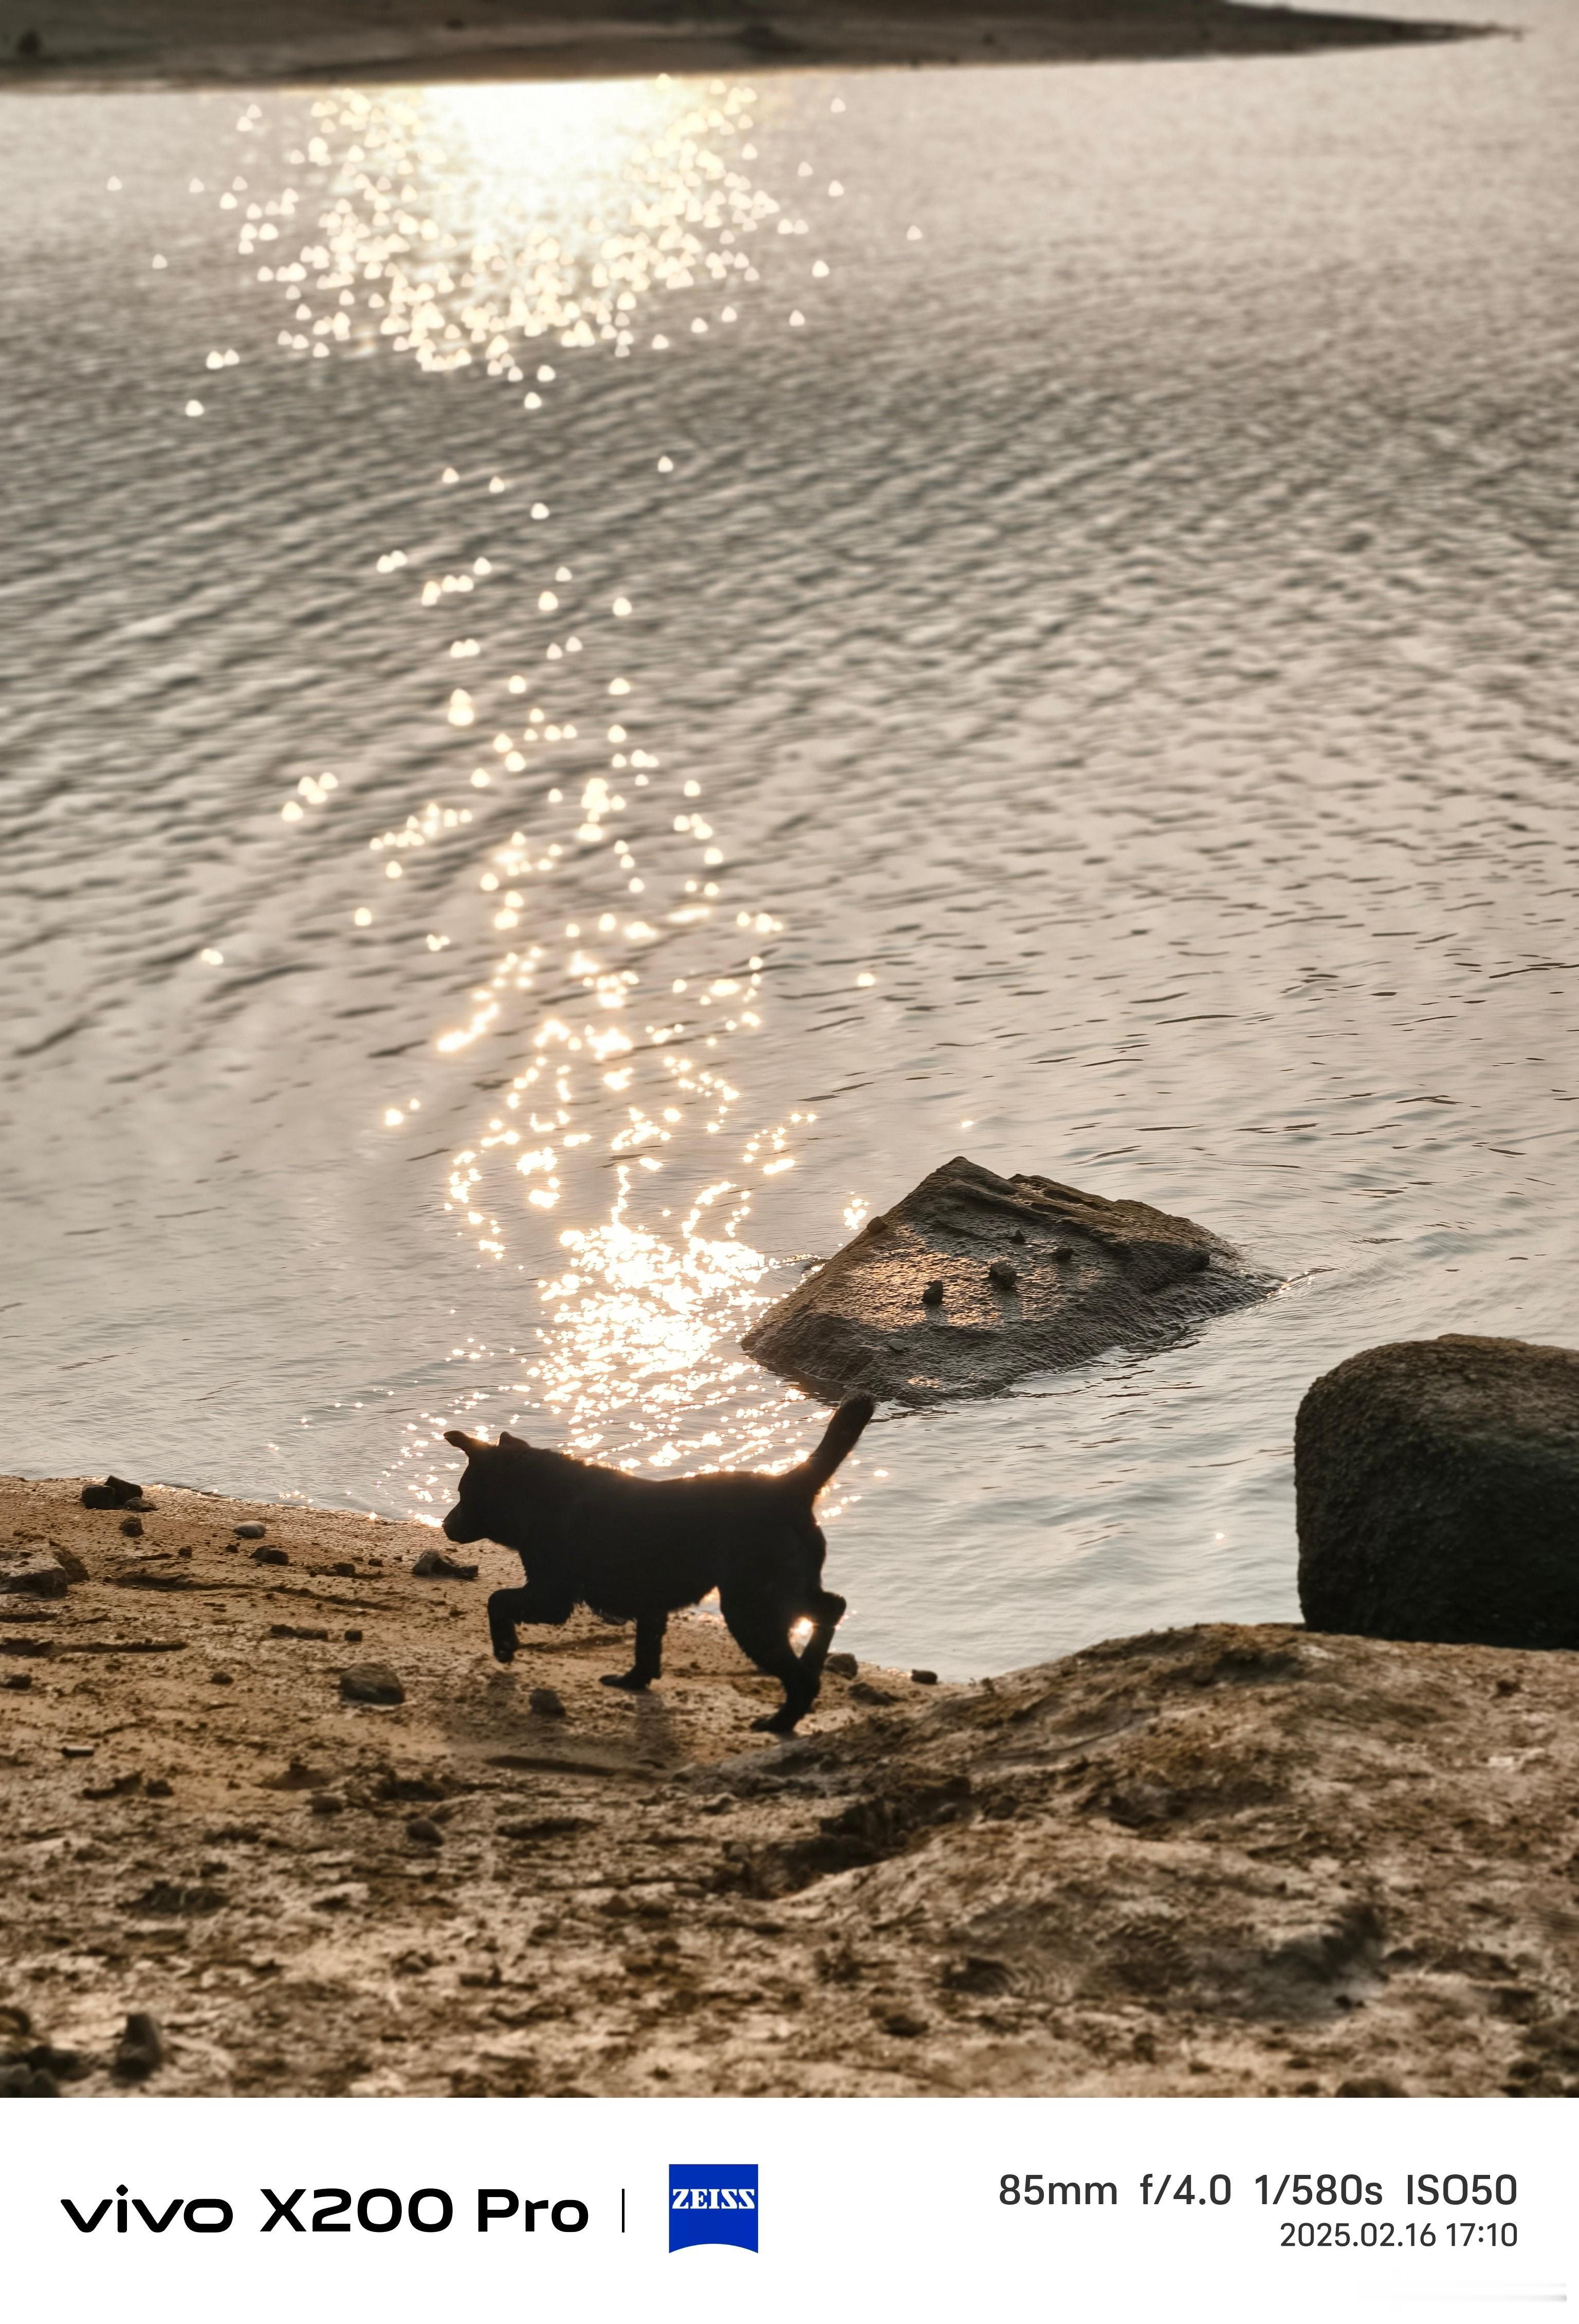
top-left (83, 1770), bottom-right (142, 1800)
top-left (61, 1744), bottom-right (94, 1758)
top-left (235, 1522), bottom-right (266, 1540)
top-left (824, 1651), bottom-right (858, 1679)
top-left (921, 1278), bottom-right (944, 1306)
top-left (30, 2044), bottom-right (84, 2081)
top-left (265, 1759), bottom-right (327, 1791)
top-left (343, 1627), bottom-right (363, 1644)
top-left (0, 2062), bottom-right (58, 2096)
top-left (1009, 1228), bottom-right (1026, 1244)
top-left (528, 1686), bottom-right (566, 1719)
top-left (406, 1815), bottom-right (444, 1845)
top-left (331, 1560), bottom-right (356, 1577)
top-left (81, 1475), bottom-right (144, 1511)
top-left (875, 2008), bottom-right (928, 2038)
top-left (120, 1515), bottom-right (143, 1537)
top-left (112, 2011), bottom-right (164, 2082)
top-left (210, 1672), bottom-right (233, 1685)
top-left (849, 1680), bottom-right (898, 1706)
top-left (339, 1662), bottom-right (405, 1705)
top-left (910, 1668), bottom-right (939, 1685)
top-left (1053, 1244), bottom-right (1074, 1261)
top-left (144, 1777), bottom-right (172, 1798)
top-left (131, 1881), bottom-right (223, 1917)
top-left (2, 1674), bottom-right (31, 1691)
top-left (177, 1546), bottom-right (191, 1559)
top-left (987, 1261), bottom-right (1018, 1290)
top-left (412, 1547), bottom-right (479, 1580)
top-left (0, 1556), bottom-right (70, 1600)
top-left (309, 1792), bottom-right (346, 1816)
top-left (251, 1545), bottom-right (288, 1567)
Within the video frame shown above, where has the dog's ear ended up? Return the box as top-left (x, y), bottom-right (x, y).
top-left (444, 1429), bottom-right (481, 1454)
top-left (499, 1430), bottom-right (529, 1449)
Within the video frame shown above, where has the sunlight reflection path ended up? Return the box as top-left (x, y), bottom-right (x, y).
top-left (220, 75), bottom-right (861, 1500)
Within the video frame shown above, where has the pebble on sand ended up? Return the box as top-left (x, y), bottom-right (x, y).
top-left (411, 1547), bottom-right (479, 1581)
top-left (528, 1686), bottom-right (567, 1719)
top-left (339, 1663), bottom-right (405, 1706)
top-left (112, 2011), bottom-right (164, 2082)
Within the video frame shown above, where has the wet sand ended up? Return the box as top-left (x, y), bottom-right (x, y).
top-left (1, 0), bottom-right (1492, 90)
top-left (5, 1469), bottom-right (1577, 2099)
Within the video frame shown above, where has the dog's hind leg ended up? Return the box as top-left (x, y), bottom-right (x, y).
top-left (599, 1610), bottom-right (667, 1693)
top-left (796, 1589), bottom-right (847, 1694)
top-left (487, 1580), bottom-right (574, 1666)
top-left (718, 1584), bottom-right (825, 1735)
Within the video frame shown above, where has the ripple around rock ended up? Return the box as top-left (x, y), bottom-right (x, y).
top-left (741, 1155), bottom-right (1269, 1405)
top-left (1296, 1334), bottom-right (1579, 1650)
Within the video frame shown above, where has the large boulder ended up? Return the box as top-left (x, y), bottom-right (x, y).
top-left (740, 1155), bottom-right (1265, 1405)
top-left (1296, 1335), bottom-right (1579, 1649)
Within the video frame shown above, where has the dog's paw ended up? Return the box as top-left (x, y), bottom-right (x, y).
top-left (490, 1633), bottom-right (518, 1666)
top-left (599, 1670), bottom-right (650, 1693)
top-left (751, 1710), bottom-right (800, 1735)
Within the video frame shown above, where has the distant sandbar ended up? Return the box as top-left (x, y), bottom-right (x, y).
top-left (2, 0), bottom-right (1496, 93)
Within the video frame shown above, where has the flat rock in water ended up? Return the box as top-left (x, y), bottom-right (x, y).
top-left (741, 1155), bottom-right (1265, 1404)
top-left (1297, 1334), bottom-right (1579, 1649)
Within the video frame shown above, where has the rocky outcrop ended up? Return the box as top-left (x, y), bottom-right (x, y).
top-left (741, 1155), bottom-right (1266, 1404)
top-left (6, 1462), bottom-right (1579, 2100)
top-left (1297, 1334), bottom-right (1579, 1650)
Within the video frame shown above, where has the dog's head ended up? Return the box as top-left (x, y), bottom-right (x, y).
top-left (440, 1428), bottom-right (533, 1544)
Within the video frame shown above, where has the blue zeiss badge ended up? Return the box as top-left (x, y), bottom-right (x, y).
top-left (668, 2164), bottom-right (759, 2254)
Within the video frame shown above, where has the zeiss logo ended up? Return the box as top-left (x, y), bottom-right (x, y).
top-left (668, 2165), bottom-right (758, 2254)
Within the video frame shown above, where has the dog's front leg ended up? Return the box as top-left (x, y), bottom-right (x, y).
top-left (600, 1609), bottom-right (667, 1692)
top-left (487, 1581), bottom-right (572, 1665)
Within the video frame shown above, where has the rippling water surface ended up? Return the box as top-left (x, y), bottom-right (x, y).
top-left (3, 14), bottom-right (1576, 1674)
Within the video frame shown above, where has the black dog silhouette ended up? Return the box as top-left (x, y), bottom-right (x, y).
top-left (442, 1397), bottom-right (873, 1734)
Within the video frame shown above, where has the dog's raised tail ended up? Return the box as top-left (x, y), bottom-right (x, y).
top-left (793, 1394), bottom-right (875, 1497)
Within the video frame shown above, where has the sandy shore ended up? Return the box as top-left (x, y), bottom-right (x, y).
top-left (1, 0), bottom-right (1493, 91)
top-left (5, 1467), bottom-right (1577, 2099)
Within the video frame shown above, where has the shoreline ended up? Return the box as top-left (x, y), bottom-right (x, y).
top-left (5, 1468), bottom-right (1577, 2098)
top-left (0, 0), bottom-right (1498, 93)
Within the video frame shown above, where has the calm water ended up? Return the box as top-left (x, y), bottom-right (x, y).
top-left (3, 12), bottom-right (1576, 1676)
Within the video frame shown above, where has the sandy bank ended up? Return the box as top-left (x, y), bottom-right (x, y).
top-left (4, 1468), bottom-right (1577, 2098)
top-left (1, 0), bottom-right (1493, 93)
